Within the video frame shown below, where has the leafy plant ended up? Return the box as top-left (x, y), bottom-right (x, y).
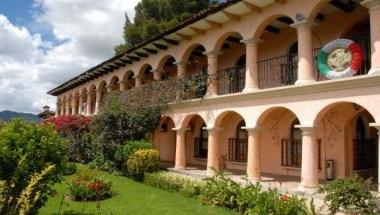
top-left (126, 149), bottom-right (160, 180)
top-left (68, 168), bottom-right (112, 201)
top-left (62, 163), bottom-right (77, 176)
top-left (318, 175), bottom-right (380, 215)
top-left (0, 119), bottom-right (67, 215)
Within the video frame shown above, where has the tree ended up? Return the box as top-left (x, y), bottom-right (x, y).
top-left (115, 0), bottom-right (219, 54)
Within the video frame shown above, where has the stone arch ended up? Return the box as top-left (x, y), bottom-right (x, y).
top-left (256, 106), bottom-right (300, 126)
top-left (180, 114), bottom-right (208, 129)
top-left (253, 14), bottom-right (295, 38)
top-left (214, 110), bottom-right (246, 128)
top-left (109, 76), bottom-right (120, 91)
top-left (157, 55), bottom-right (177, 80)
top-left (121, 70), bottom-right (135, 90)
top-left (179, 43), bottom-right (207, 63)
top-left (138, 64), bottom-right (153, 85)
top-left (154, 116), bottom-right (177, 166)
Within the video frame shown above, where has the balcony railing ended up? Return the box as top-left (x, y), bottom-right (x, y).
top-left (217, 66), bottom-right (245, 95)
top-left (353, 139), bottom-right (377, 170)
top-left (228, 138), bottom-right (248, 162)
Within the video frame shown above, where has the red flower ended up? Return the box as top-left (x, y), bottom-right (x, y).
top-left (280, 194), bottom-right (289, 202)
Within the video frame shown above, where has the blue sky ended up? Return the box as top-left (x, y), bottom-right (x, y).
top-left (0, 0), bottom-right (139, 113)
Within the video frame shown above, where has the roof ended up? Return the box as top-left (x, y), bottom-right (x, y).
top-left (48, 0), bottom-right (254, 96)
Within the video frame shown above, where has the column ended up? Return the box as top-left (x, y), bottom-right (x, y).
top-left (244, 127), bottom-right (261, 180)
top-left (291, 20), bottom-right (316, 85)
top-left (370, 123), bottom-right (380, 191)
top-left (120, 80), bottom-right (127, 91)
top-left (153, 69), bottom-right (162, 81)
top-left (78, 93), bottom-right (84, 115)
top-left (362, 0), bottom-right (380, 75)
top-left (204, 51), bottom-right (221, 97)
top-left (86, 91), bottom-right (92, 115)
top-left (241, 38), bottom-right (262, 92)
top-left (174, 128), bottom-right (187, 169)
top-left (95, 88), bottom-right (102, 114)
top-left (175, 61), bottom-right (187, 78)
top-left (71, 99), bottom-right (76, 115)
top-left (55, 102), bottom-right (60, 117)
top-left (65, 102), bottom-right (71, 115)
top-left (135, 75), bottom-right (143, 88)
top-left (207, 127), bottom-right (223, 172)
top-left (297, 125), bottom-right (319, 190)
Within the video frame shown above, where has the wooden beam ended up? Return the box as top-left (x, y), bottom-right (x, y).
top-left (222, 11), bottom-right (241, 22)
top-left (128, 56), bottom-right (140, 61)
top-left (189, 26), bottom-right (206, 35)
top-left (143, 48), bottom-right (158, 54)
top-left (205, 19), bottom-right (222, 28)
top-left (265, 25), bottom-right (280, 34)
top-left (242, 1), bottom-right (261, 12)
top-left (277, 16), bottom-right (294, 25)
top-left (176, 33), bottom-right (191, 40)
top-left (119, 59), bottom-right (132, 64)
top-left (330, 0), bottom-right (356, 13)
top-left (163, 38), bottom-right (179, 46)
top-left (135, 52), bottom-right (148, 58)
top-left (114, 62), bottom-right (125, 67)
top-left (153, 43), bottom-right (168, 50)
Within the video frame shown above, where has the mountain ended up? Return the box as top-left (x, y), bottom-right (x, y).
top-left (0, 110), bottom-right (40, 122)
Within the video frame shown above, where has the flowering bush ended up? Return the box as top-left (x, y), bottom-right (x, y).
top-left (126, 149), bottom-right (160, 180)
top-left (68, 169), bottom-right (112, 201)
top-left (44, 115), bottom-right (94, 163)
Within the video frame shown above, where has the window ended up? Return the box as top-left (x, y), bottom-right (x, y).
top-left (281, 119), bottom-right (302, 168)
top-left (353, 117), bottom-right (376, 170)
top-left (228, 121), bottom-right (248, 162)
top-left (194, 123), bottom-right (208, 159)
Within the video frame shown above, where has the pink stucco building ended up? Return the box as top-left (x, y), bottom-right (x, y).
top-left (48, 0), bottom-right (380, 191)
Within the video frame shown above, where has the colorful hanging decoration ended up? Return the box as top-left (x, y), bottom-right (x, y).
top-left (317, 39), bottom-right (363, 79)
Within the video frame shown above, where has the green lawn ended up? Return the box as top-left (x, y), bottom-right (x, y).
top-left (39, 165), bottom-right (235, 215)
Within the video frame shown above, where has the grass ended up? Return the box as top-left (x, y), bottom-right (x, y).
top-left (39, 165), bottom-right (236, 215)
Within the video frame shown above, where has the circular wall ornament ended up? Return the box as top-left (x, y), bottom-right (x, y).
top-left (317, 39), bottom-right (363, 79)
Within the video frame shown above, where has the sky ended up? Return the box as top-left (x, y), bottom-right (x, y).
top-left (0, 0), bottom-right (140, 114)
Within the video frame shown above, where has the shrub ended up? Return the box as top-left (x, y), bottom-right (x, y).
top-left (68, 169), bottom-right (112, 201)
top-left (0, 119), bottom-right (67, 215)
top-left (199, 170), bottom-right (315, 215)
top-left (144, 171), bottom-right (203, 198)
top-left (62, 163), bottom-right (77, 176)
top-left (318, 175), bottom-right (380, 215)
top-left (44, 115), bottom-right (93, 163)
top-left (126, 149), bottom-right (160, 179)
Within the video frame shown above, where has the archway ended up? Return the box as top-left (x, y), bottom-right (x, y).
top-left (80, 88), bottom-right (88, 115)
top-left (256, 107), bottom-right (306, 179)
top-left (182, 114), bottom-right (208, 169)
top-left (254, 15), bottom-right (296, 89)
top-left (109, 76), bottom-right (120, 91)
top-left (98, 81), bottom-right (108, 105)
top-left (154, 116), bottom-right (176, 167)
top-left (158, 56), bottom-right (177, 80)
top-left (140, 65), bottom-right (153, 85)
top-left (214, 111), bottom-right (247, 171)
top-left (89, 85), bottom-right (96, 114)
top-left (214, 32), bottom-right (245, 95)
top-left (314, 102), bottom-right (378, 181)
top-left (121, 71), bottom-right (135, 90)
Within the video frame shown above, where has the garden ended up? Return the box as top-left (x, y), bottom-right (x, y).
top-left (0, 86), bottom-right (379, 215)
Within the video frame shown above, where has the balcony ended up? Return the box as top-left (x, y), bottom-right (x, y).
top-left (217, 66), bottom-right (245, 95)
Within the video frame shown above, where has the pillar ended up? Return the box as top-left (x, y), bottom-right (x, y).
top-left (153, 69), bottom-right (162, 81)
top-left (207, 127), bottom-right (223, 172)
top-left (71, 98), bottom-right (76, 115)
top-left (65, 102), bottom-right (71, 116)
top-left (245, 127), bottom-right (261, 180)
top-left (55, 102), bottom-right (60, 117)
top-left (174, 128), bottom-right (187, 169)
top-left (291, 20), bottom-right (316, 85)
top-left (362, 0), bottom-right (380, 75)
top-left (370, 123), bottom-right (380, 191)
top-left (297, 125), bottom-right (319, 190)
top-left (78, 94), bottom-right (83, 115)
top-left (175, 61), bottom-right (187, 78)
top-left (86, 91), bottom-right (92, 115)
top-left (120, 80), bottom-right (127, 91)
top-left (241, 38), bottom-right (262, 92)
top-left (204, 51), bottom-right (221, 97)
top-left (95, 88), bottom-right (102, 114)
top-left (135, 75), bottom-right (142, 88)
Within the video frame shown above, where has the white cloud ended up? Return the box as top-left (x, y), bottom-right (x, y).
top-left (0, 0), bottom-right (140, 113)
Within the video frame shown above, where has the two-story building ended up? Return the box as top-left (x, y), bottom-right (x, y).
top-left (48, 0), bottom-right (380, 191)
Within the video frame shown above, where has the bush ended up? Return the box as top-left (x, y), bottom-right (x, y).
top-left (62, 163), bottom-right (77, 176)
top-left (44, 115), bottom-right (93, 163)
top-left (199, 170), bottom-right (315, 215)
top-left (144, 171), bottom-right (203, 198)
top-left (126, 149), bottom-right (160, 179)
top-left (68, 169), bottom-right (112, 201)
top-left (318, 175), bottom-right (380, 215)
top-left (0, 119), bottom-right (67, 215)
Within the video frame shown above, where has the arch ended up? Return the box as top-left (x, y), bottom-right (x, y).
top-left (214, 110), bottom-right (246, 128)
top-left (306, 0), bottom-right (335, 21)
top-left (157, 55), bottom-right (177, 80)
top-left (121, 71), bottom-right (136, 90)
top-left (253, 14), bottom-right (295, 38)
top-left (180, 43), bottom-right (207, 63)
top-left (137, 64), bottom-right (153, 77)
top-left (180, 114), bottom-right (208, 129)
top-left (256, 106), bottom-right (300, 126)
top-left (109, 76), bottom-right (120, 91)
top-left (313, 101), bottom-right (378, 126)
top-left (97, 80), bottom-right (107, 90)
top-left (156, 55), bottom-right (177, 71)
top-left (211, 31), bottom-right (244, 52)
top-left (155, 116), bottom-right (177, 165)
top-left (80, 87), bottom-right (88, 95)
